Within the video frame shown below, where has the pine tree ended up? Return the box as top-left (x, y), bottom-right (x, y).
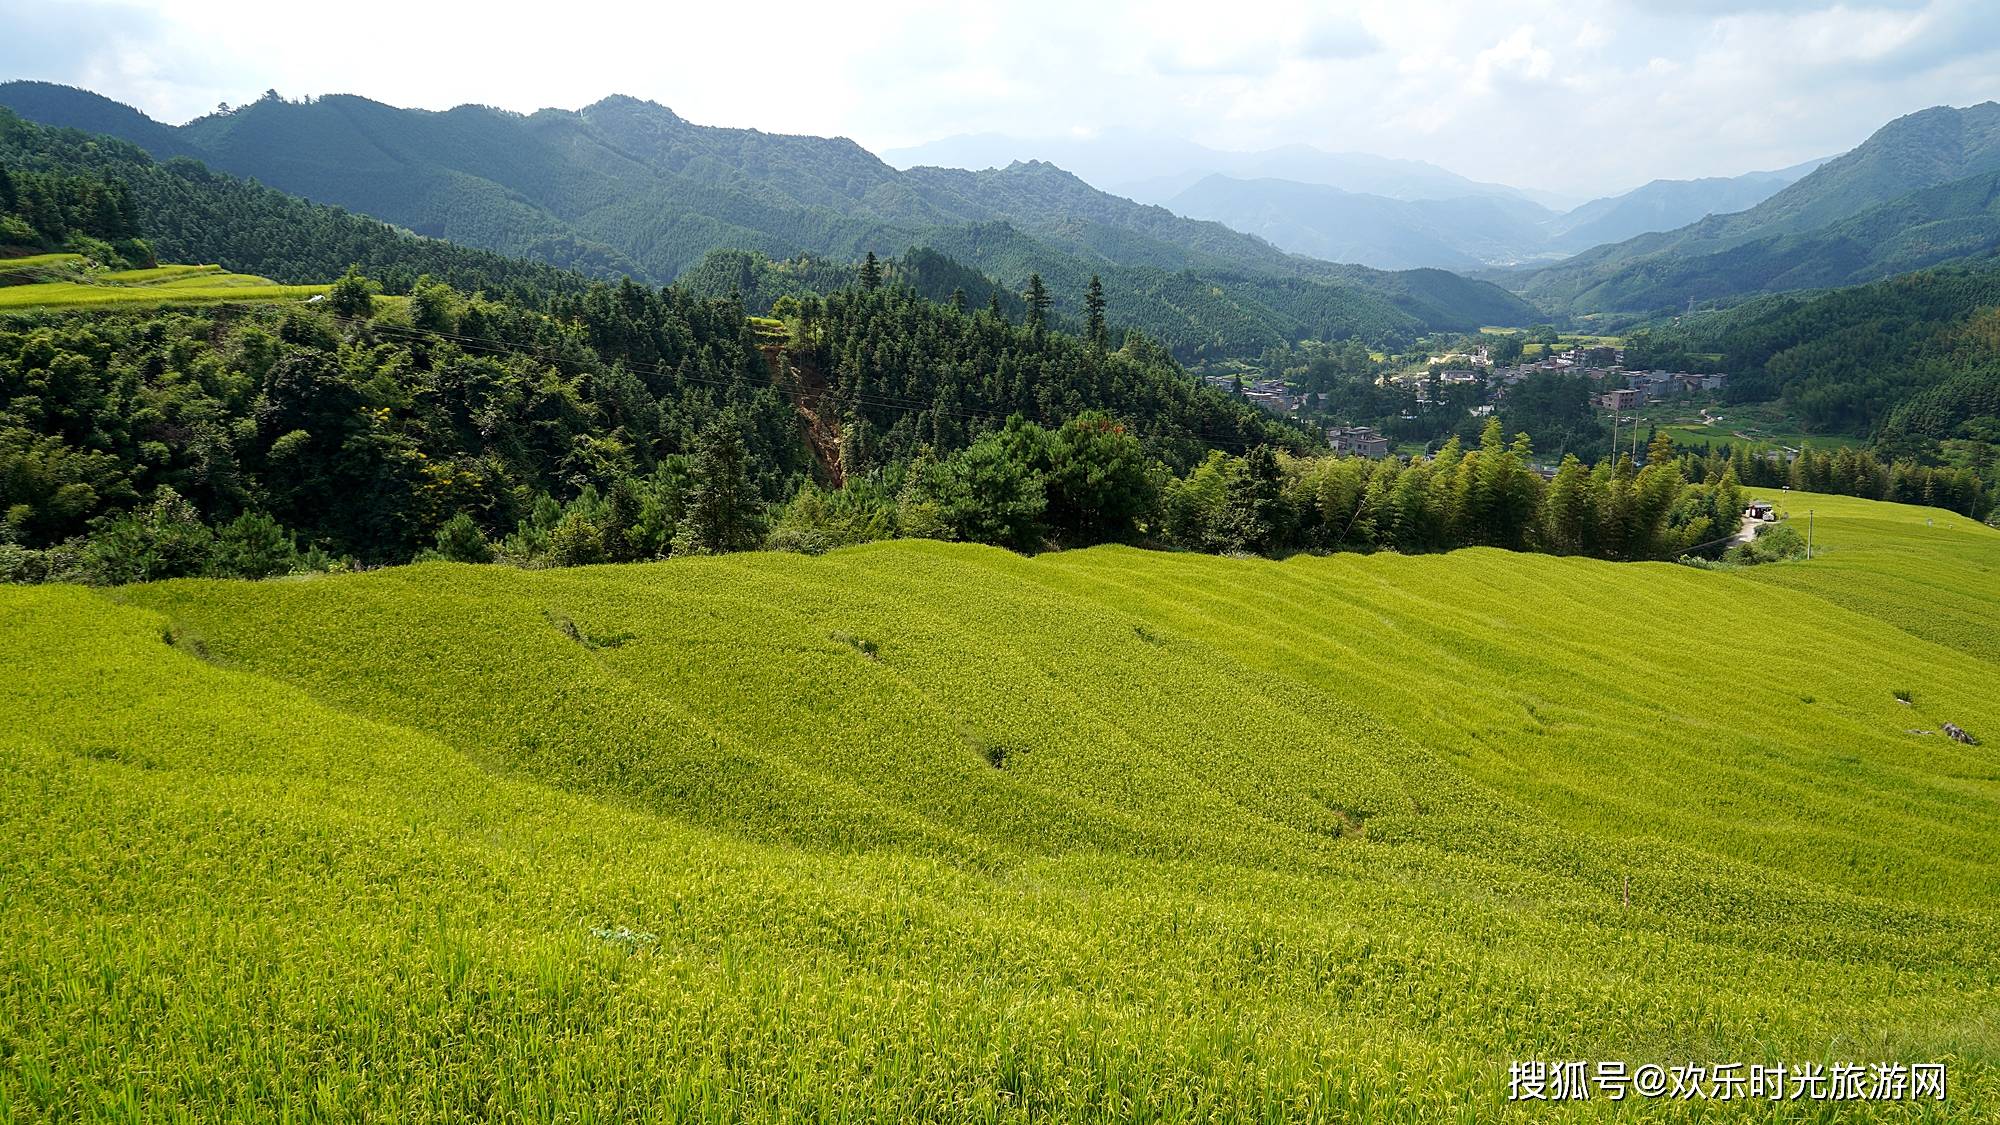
top-left (859, 251), bottom-right (882, 290)
top-left (1084, 275), bottom-right (1108, 353)
top-left (1025, 273), bottom-right (1051, 337)
top-left (674, 423), bottom-right (763, 554)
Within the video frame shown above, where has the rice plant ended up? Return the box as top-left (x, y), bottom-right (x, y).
top-left (0, 491), bottom-right (1994, 1120)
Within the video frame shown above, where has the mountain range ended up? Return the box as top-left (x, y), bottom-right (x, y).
top-left (890, 128), bottom-right (1828, 271)
top-left (0, 81), bottom-right (1540, 354)
top-left (884, 128), bottom-right (1565, 209)
top-left (7, 79), bottom-right (1999, 334)
top-left (1153, 161), bottom-right (1831, 270)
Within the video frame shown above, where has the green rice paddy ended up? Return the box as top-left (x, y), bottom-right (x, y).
top-left (1, 490), bottom-right (1994, 1120)
top-left (1645, 402), bottom-right (1868, 455)
top-left (0, 252), bottom-right (88, 276)
top-left (0, 261), bottom-right (327, 310)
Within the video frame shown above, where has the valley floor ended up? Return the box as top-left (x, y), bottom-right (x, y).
top-left (2, 491), bottom-right (1996, 1121)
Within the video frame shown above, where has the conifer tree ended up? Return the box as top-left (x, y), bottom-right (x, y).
top-left (1025, 273), bottom-right (1051, 338)
top-left (674, 422), bottom-right (763, 554)
top-left (1084, 275), bottom-right (1108, 353)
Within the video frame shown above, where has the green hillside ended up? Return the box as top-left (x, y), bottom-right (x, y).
top-left (1513, 102), bottom-right (2000, 313)
top-left (1521, 171), bottom-right (2000, 314)
top-left (3, 490), bottom-right (1996, 1119)
top-left (1625, 258), bottom-right (2000, 433)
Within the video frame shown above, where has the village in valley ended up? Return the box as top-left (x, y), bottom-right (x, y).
top-left (1199, 331), bottom-right (1738, 469)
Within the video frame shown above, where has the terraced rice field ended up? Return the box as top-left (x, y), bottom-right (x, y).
top-left (0, 252), bottom-right (88, 277)
top-left (1, 491), bottom-right (1995, 1120)
top-left (0, 261), bottom-right (327, 310)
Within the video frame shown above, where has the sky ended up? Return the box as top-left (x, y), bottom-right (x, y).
top-left (2, 0), bottom-right (1996, 199)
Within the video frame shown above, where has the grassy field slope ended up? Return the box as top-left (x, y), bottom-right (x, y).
top-left (2, 491), bottom-right (1996, 1120)
top-left (0, 261), bottom-right (327, 310)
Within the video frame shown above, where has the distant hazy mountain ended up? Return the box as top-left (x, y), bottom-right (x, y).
top-left (0, 81), bottom-right (1538, 352)
top-left (1164, 175), bottom-right (1552, 270)
top-left (1158, 161), bottom-right (1820, 272)
top-left (1545, 159), bottom-right (1826, 253)
top-left (1516, 102), bottom-right (2000, 311)
top-left (892, 128), bottom-right (1836, 271)
top-left (882, 128), bottom-right (1563, 208)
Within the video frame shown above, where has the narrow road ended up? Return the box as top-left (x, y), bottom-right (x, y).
top-left (1732, 514), bottom-right (1763, 545)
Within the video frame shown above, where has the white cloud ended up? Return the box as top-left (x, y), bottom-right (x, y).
top-left (4, 0), bottom-right (1995, 199)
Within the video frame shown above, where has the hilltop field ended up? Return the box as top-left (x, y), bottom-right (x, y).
top-left (3, 490), bottom-right (1998, 1120)
top-left (0, 257), bottom-right (328, 309)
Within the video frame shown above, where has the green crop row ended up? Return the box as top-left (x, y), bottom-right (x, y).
top-left (0, 279), bottom-right (328, 309)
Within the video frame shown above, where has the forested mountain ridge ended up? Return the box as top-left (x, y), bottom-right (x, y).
top-left (1514, 102), bottom-right (2000, 312)
top-left (1732, 102), bottom-right (2000, 240)
top-left (1542, 161), bottom-right (1825, 254)
top-left (0, 82), bottom-right (1536, 354)
top-left (884, 128), bottom-right (1545, 206)
top-left (1528, 171), bottom-right (2000, 314)
top-left (0, 108), bottom-right (593, 301)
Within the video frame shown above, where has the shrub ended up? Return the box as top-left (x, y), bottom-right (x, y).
top-left (924, 421), bottom-right (1048, 552)
top-left (78, 488), bottom-right (215, 585)
top-left (327, 268), bottom-right (377, 318)
top-left (428, 512), bottom-right (495, 564)
top-left (1726, 523), bottom-right (1806, 566)
top-left (766, 481), bottom-right (896, 555)
top-left (0, 214), bottom-right (38, 248)
top-left (548, 508), bottom-right (607, 567)
top-left (210, 511), bottom-right (303, 579)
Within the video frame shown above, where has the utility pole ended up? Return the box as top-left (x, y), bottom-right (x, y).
top-left (1807, 509), bottom-right (1814, 560)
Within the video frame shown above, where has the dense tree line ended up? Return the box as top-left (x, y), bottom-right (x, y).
top-left (783, 283), bottom-right (1307, 476)
top-left (7, 222), bottom-right (1986, 588)
top-left (1703, 441), bottom-right (1989, 520)
top-left (1625, 262), bottom-right (2000, 434)
top-left (678, 248), bottom-right (1028, 325)
top-left (0, 278), bottom-right (796, 575)
top-left (0, 263), bottom-right (1309, 581)
top-left (19, 257), bottom-right (1978, 588)
top-left (755, 420), bottom-right (1748, 564)
top-left (0, 163), bottom-right (148, 265)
